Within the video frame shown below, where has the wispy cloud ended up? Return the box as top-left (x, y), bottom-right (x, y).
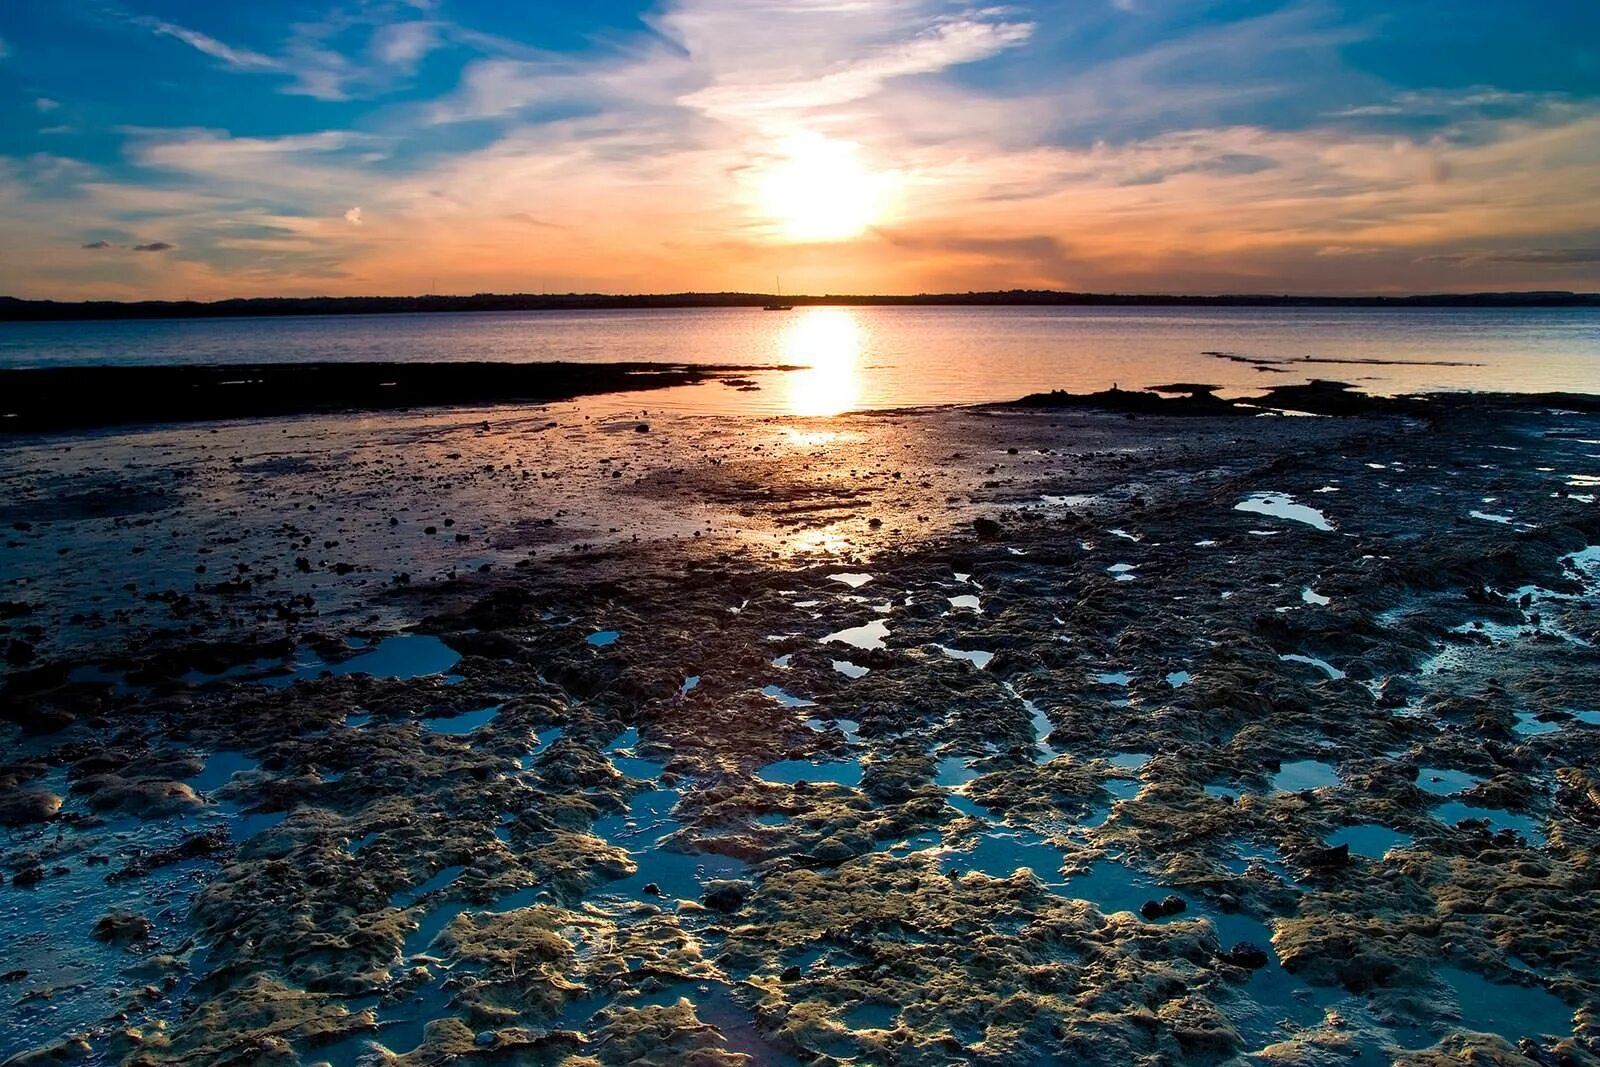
top-left (143, 18), bottom-right (280, 71)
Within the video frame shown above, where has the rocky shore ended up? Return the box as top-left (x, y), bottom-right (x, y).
top-left (2, 388), bottom-right (1598, 1066)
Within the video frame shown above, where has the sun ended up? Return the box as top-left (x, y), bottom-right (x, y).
top-left (757, 133), bottom-right (892, 242)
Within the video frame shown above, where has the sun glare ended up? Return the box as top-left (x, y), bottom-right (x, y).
top-left (780, 307), bottom-right (863, 417)
top-left (758, 134), bottom-right (892, 242)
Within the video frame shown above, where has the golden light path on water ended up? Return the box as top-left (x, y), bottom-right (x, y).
top-left (778, 306), bottom-right (864, 417)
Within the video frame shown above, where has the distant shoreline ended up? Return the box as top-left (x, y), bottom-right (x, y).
top-left (1, 289), bottom-right (1596, 323)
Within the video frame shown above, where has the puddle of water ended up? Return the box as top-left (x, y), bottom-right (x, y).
top-left (820, 619), bottom-right (890, 651)
top-left (585, 629), bottom-right (621, 647)
top-left (842, 1002), bottom-right (899, 1031)
top-left (593, 788), bottom-right (749, 901)
top-left (391, 864), bottom-right (466, 909)
top-left (1435, 801), bottom-right (1546, 844)
top-left (1106, 562), bottom-right (1137, 582)
top-left (1272, 760), bottom-right (1338, 793)
top-left (1106, 752), bottom-right (1150, 772)
top-left (188, 750), bottom-right (259, 793)
top-left (1302, 587), bottom-right (1330, 606)
top-left (1093, 671), bottom-right (1131, 686)
top-left (518, 726), bottom-right (568, 770)
top-left (875, 830), bottom-right (943, 856)
top-left (947, 594), bottom-right (980, 611)
top-left (344, 712), bottom-right (373, 728)
top-left (1279, 653), bottom-right (1346, 680)
top-left (680, 675), bottom-right (700, 696)
top-left (1432, 966), bottom-right (1573, 1043)
top-left (421, 703), bottom-right (501, 735)
top-left (1576, 710), bottom-right (1600, 725)
top-left (830, 660), bottom-right (869, 679)
top-left (1469, 510), bottom-right (1514, 524)
top-left (1416, 766), bottom-right (1480, 795)
top-left (755, 813), bottom-right (789, 826)
top-left (806, 716), bottom-right (861, 743)
top-left (759, 757), bottom-right (863, 788)
top-left (936, 645), bottom-right (993, 669)
top-left (1235, 492), bottom-right (1335, 531)
top-left (1327, 824), bottom-right (1413, 859)
top-left (605, 728), bottom-right (668, 780)
top-left (267, 634), bottom-right (463, 687)
top-left (771, 654), bottom-right (792, 668)
top-left (934, 756), bottom-right (980, 788)
top-left (941, 826), bottom-right (1065, 883)
top-left (1513, 711), bottom-right (1560, 737)
top-left (828, 573), bottom-right (873, 588)
top-left (760, 685), bottom-right (816, 708)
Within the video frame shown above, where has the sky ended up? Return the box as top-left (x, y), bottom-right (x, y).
top-left (0, 0), bottom-right (1597, 299)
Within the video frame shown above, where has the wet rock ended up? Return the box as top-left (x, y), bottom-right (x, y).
top-left (0, 788), bottom-right (62, 826)
top-left (1220, 942), bottom-right (1270, 969)
top-left (972, 516), bottom-right (1005, 540)
top-left (1140, 895), bottom-right (1187, 919)
top-left (702, 879), bottom-right (752, 912)
top-left (93, 910), bottom-right (154, 944)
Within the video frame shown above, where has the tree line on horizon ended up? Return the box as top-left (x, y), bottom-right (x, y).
top-left (0, 289), bottom-right (1595, 321)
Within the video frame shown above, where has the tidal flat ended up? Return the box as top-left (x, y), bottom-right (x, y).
top-left (3, 389), bottom-right (1599, 1066)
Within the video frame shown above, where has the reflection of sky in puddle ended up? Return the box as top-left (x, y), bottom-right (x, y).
top-left (1272, 759), bottom-right (1338, 793)
top-left (820, 618), bottom-right (889, 650)
top-left (1513, 710), bottom-right (1560, 736)
top-left (947, 593), bottom-right (980, 611)
top-left (828, 572), bottom-right (873, 588)
top-left (842, 1002), bottom-right (899, 1031)
top-left (1416, 766), bottom-right (1479, 795)
top-left (1327, 823), bottom-right (1412, 859)
top-left (941, 826), bottom-right (1065, 883)
top-left (759, 757), bottom-right (862, 788)
top-left (831, 659), bottom-right (869, 678)
top-left (807, 716), bottom-right (861, 742)
top-left (1279, 653), bottom-right (1345, 680)
top-left (1435, 800), bottom-right (1546, 844)
top-left (760, 684), bottom-right (815, 708)
top-left (585, 629), bottom-right (621, 647)
top-left (1234, 491), bottom-right (1335, 531)
top-left (421, 703), bottom-right (500, 735)
top-left (1106, 752), bottom-right (1150, 772)
top-left (188, 749), bottom-right (257, 793)
top-left (1431, 966), bottom-right (1573, 1043)
top-left (936, 644), bottom-right (993, 668)
top-left (263, 634), bottom-right (463, 687)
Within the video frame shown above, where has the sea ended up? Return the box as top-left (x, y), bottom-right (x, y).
top-left (1, 305), bottom-right (1595, 417)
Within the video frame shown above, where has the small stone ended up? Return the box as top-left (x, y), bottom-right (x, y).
top-left (94, 911), bottom-right (154, 944)
top-left (1222, 942), bottom-right (1270, 969)
top-left (702, 880), bottom-right (751, 912)
top-left (474, 1030), bottom-right (497, 1047)
top-left (642, 882), bottom-right (661, 896)
top-left (780, 965), bottom-right (802, 982)
top-left (972, 516), bottom-right (1004, 540)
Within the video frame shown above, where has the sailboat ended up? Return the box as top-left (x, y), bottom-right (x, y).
top-left (763, 276), bottom-right (793, 311)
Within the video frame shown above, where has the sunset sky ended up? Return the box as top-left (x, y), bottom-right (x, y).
top-left (1, 1), bottom-right (1597, 300)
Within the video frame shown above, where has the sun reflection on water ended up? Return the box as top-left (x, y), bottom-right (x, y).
top-left (780, 307), bottom-right (863, 417)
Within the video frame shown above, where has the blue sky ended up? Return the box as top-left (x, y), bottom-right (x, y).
top-left (1, 0), bottom-right (1597, 297)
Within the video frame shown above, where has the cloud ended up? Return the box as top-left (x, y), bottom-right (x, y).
top-left (35, 98), bottom-right (61, 113)
top-left (371, 21), bottom-right (441, 68)
top-left (1418, 247), bottom-right (1600, 266)
top-left (0, 33), bottom-right (11, 60)
top-left (144, 19), bottom-right (279, 71)
top-left (80, 239), bottom-right (176, 252)
top-left (344, 206), bottom-right (364, 225)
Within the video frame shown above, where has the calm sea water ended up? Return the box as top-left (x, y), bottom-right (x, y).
top-left (1, 306), bottom-right (1595, 416)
